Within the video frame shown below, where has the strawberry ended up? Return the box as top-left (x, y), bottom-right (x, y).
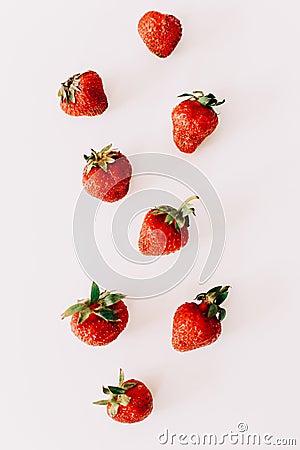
top-left (172, 285), bottom-right (231, 352)
top-left (93, 369), bottom-right (153, 423)
top-left (138, 195), bottom-right (198, 256)
top-left (172, 91), bottom-right (225, 153)
top-left (138, 11), bottom-right (182, 58)
top-left (61, 282), bottom-right (128, 346)
top-left (82, 144), bottom-right (132, 202)
top-left (58, 70), bottom-right (108, 116)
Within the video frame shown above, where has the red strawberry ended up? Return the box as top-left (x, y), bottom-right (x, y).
top-left (93, 369), bottom-right (153, 424)
top-left (172, 286), bottom-right (231, 352)
top-left (138, 11), bottom-right (182, 58)
top-left (58, 70), bottom-right (108, 116)
top-left (138, 196), bottom-right (198, 256)
top-left (61, 282), bottom-right (128, 346)
top-left (82, 144), bottom-right (132, 202)
top-left (172, 91), bottom-right (225, 153)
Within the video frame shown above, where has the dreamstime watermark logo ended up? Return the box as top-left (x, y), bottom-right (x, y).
top-left (157, 423), bottom-right (297, 446)
top-left (73, 153), bottom-right (225, 299)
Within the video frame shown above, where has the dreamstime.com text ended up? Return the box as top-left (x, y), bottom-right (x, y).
top-left (158, 423), bottom-right (297, 446)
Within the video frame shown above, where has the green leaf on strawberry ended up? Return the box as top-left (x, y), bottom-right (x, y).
top-left (61, 302), bottom-right (87, 318)
top-left (122, 382), bottom-right (137, 390)
top-left (118, 394), bottom-right (131, 406)
top-left (93, 369), bottom-right (138, 418)
top-left (152, 195), bottom-right (199, 232)
top-left (94, 308), bottom-right (120, 322)
top-left (84, 144), bottom-right (120, 175)
top-left (108, 386), bottom-right (126, 395)
top-left (93, 399), bottom-right (109, 406)
top-left (103, 293), bottom-right (126, 307)
top-left (61, 282), bottom-right (126, 324)
top-left (207, 286), bottom-right (222, 295)
top-left (207, 303), bottom-right (218, 318)
top-left (78, 309), bottom-right (91, 324)
top-left (215, 291), bottom-right (229, 305)
top-left (58, 72), bottom-right (81, 104)
top-left (109, 403), bottom-right (119, 418)
top-left (90, 281), bottom-right (100, 304)
top-left (177, 91), bottom-right (225, 112)
top-left (219, 308), bottom-right (226, 321)
top-left (195, 285), bottom-right (231, 321)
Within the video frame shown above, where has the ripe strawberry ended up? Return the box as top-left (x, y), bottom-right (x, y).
top-left (82, 144), bottom-right (132, 202)
top-left (58, 70), bottom-right (108, 116)
top-left (61, 282), bottom-right (128, 346)
top-left (172, 91), bottom-right (225, 153)
top-left (172, 286), bottom-right (231, 352)
top-left (138, 195), bottom-right (198, 256)
top-left (93, 369), bottom-right (153, 423)
top-left (138, 11), bottom-right (182, 58)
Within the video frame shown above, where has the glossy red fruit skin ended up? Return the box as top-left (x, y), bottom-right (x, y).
top-left (70, 301), bottom-right (128, 346)
top-left (172, 100), bottom-right (218, 153)
top-left (172, 302), bottom-right (221, 352)
top-left (108, 379), bottom-right (153, 423)
top-left (60, 71), bottom-right (108, 117)
top-left (138, 210), bottom-right (189, 255)
top-left (138, 11), bottom-right (182, 58)
top-left (82, 152), bottom-right (132, 202)
top-left (198, 302), bottom-right (209, 313)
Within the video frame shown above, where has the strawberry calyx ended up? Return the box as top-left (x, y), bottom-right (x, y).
top-left (58, 72), bottom-right (83, 104)
top-left (93, 369), bottom-right (138, 417)
top-left (83, 144), bottom-right (120, 174)
top-left (178, 91), bottom-right (225, 111)
top-left (195, 285), bottom-right (231, 321)
top-left (61, 281), bottom-right (126, 324)
top-left (152, 195), bottom-right (199, 232)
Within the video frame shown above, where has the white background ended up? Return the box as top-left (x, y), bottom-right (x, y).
top-left (1, 0), bottom-right (299, 449)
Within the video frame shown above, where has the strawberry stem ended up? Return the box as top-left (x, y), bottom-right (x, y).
top-left (152, 195), bottom-right (199, 231)
top-left (178, 195), bottom-right (199, 211)
top-left (195, 286), bottom-right (231, 321)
